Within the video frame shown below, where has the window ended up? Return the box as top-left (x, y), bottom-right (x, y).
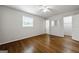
top-left (64, 16), bottom-right (72, 24)
top-left (64, 16), bottom-right (72, 35)
top-left (23, 16), bottom-right (33, 27)
top-left (64, 16), bottom-right (72, 28)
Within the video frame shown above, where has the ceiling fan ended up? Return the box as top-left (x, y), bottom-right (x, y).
top-left (39, 5), bottom-right (52, 13)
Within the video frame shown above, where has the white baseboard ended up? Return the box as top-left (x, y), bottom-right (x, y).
top-left (72, 37), bottom-right (79, 41)
top-left (0, 33), bottom-right (45, 45)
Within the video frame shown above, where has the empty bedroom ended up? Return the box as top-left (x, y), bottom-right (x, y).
top-left (0, 5), bottom-right (79, 53)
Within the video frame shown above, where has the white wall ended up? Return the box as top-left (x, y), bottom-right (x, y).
top-left (0, 6), bottom-right (46, 45)
top-left (0, 9), bottom-right (1, 38)
top-left (0, 9), bottom-right (3, 41)
top-left (48, 10), bottom-right (79, 37)
top-left (72, 14), bottom-right (79, 41)
top-left (49, 15), bottom-right (64, 37)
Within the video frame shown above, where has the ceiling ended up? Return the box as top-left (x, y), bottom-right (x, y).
top-left (5, 5), bottom-right (79, 19)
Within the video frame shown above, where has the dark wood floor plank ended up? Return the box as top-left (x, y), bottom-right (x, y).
top-left (0, 34), bottom-right (79, 53)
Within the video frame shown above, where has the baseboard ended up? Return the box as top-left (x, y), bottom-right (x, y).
top-left (0, 33), bottom-right (46, 45)
top-left (0, 34), bottom-right (69, 45)
top-left (49, 34), bottom-right (64, 38)
top-left (64, 35), bottom-right (72, 37)
top-left (72, 36), bottom-right (79, 41)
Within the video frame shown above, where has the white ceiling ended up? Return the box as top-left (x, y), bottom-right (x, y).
top-left (6, 5), bottom-right (79, 18)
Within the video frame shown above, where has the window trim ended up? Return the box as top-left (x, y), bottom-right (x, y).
top-left (22, 16), bottom-right (33, 27)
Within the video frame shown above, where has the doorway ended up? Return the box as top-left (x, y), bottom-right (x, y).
top-left (46, 20), bottom-right (50, 34)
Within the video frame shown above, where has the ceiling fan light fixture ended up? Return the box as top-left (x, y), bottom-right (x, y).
top-left (39, 5), bottom-right (50, 13)
top-left (43, 8), bottom-right (50, 12)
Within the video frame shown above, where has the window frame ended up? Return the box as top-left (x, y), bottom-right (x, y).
top-left (22, 16), bottom-right (33, 27)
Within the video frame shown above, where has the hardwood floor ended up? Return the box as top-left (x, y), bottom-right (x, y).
top-left (0, 34), bottom-right (79, 53)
